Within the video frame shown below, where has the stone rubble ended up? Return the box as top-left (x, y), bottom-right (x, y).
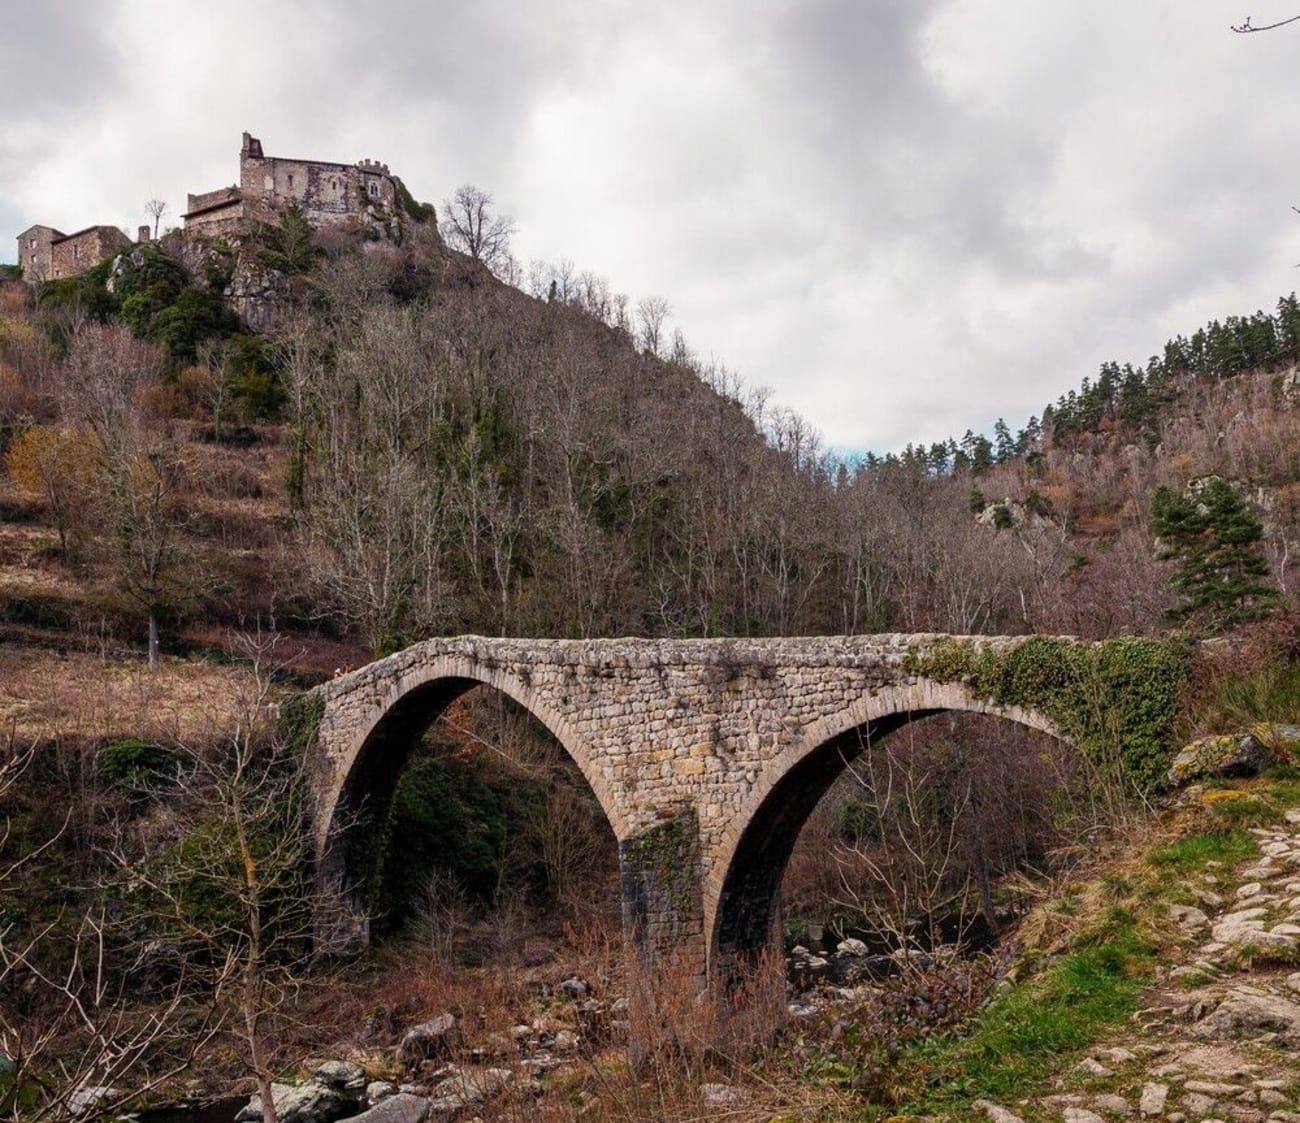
top-left (218, 799), bottom-right (1300, 1122)
top-left (1002, 815), bottom-right (1300, 1123)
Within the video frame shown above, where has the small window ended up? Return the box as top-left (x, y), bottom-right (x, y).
top-left (368, 182), bottom-right (378, 197)
top-left (288, 174), bottom-right (294, 187)
top-left (28, 238), bottom-right (35, 248)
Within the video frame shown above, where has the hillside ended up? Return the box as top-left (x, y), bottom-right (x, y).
top-left (3, 217), bottom-right (1300, 1122)
top-left (4, 209), bottom-right (1300, 660)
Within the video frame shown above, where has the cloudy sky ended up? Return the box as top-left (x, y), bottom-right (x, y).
top-left (5, 1), bottom-right (1299, 453)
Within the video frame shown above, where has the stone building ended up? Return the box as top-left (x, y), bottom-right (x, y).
top-left (12, 131), bottom-right (413, 285)
top-left (15, 223), bottom-right (132, 282)
top-left (183, 132), bottom-right (404, 236)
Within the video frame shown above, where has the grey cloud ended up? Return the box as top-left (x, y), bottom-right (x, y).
top-left (310, 0), bottom-right (625, 180)
top-left (5, 0), bottom-right (1299, 453)
top-left (1, 0), bottom-right (128, 261)
top-left (755, 0), bottom-right (1076, 285)
top-left (1, 0), bottom-right (125, 116)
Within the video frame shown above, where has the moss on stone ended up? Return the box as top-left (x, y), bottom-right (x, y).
top-left (904, 636), bottom-right (1188, 792)
top-left (620, 811), bottom-right (701, 941)
top-left (278, 691), bottom-right (324, 760)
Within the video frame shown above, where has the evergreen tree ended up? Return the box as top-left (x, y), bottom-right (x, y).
top-left (992, 418), bottom-right (1015, 462)
top-left (1152, 478), bottom-right (1277, 629)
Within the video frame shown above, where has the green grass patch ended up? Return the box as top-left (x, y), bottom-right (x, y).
top-left (1148, 828), bottom-right (1257, 872)
top-left (888, 923), bottom-right (1150, 1112)
top-left (1205, 796), bottom-right (1283, 827)
top-left (1260, 776), bottom-right (1300, 807)
top-left (1204, 661), bottom-right (1300, 728)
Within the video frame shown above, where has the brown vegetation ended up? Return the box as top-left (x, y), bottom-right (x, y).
top-left (3, 223), bottom-right (1300, 1118)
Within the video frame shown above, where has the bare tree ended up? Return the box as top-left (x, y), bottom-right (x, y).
top-left (635, 296), bottom-right (672, 357)
top-left (833, 732), bottom-right (978, 957)
top-left (295, 306), bottom-right (452, 652)
top-left (0, 738), bottom-right (216, 1122)
top-left (114, 636), bottom-right (336, 1123)
top-left (439, 184), bottom-right (516, 276)
top-left (143, 199), bottom-right (168, 240)
top-left (59, 326), bottom-right (187, 668)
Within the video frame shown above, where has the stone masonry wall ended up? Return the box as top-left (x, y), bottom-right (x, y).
top-left (16, 224), bottom-right (130, 282)
top-left (49, 226), bottom-right (130, 278)
top-left (240, 142), bottom-right (398, 227)
top-left (182, 134), bottom-right (403, 239)
top-left (309, 634), bottom-right (1068, 1036)
top-left (16, 225), bottom-right (57, 281)
top-left (312, 637), bottom-right (1056, 919)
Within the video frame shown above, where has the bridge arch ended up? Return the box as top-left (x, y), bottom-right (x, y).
top-left (311, 651), bottom-right (627, 909)
top-left (706, 677), bottom-right (1065, 977)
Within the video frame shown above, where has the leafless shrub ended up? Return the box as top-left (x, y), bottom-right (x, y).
top-left (787, 715), bottom-right (1079, 961)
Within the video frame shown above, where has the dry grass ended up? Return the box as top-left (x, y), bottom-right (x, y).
top-left (293, 932), bottom-right (851, 1123)
top-left (0, 645), bottom-right (258, 743)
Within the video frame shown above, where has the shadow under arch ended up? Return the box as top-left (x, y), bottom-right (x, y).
top-left (707, 678), bottom-right (1065, 983)
top-left (314, 654), bottom-right (626, 929)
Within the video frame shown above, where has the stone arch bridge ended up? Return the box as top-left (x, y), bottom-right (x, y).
top-left (306, 634), bottom-right (1068, 1036)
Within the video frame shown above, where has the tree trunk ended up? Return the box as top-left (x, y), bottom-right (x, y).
top-left (148, 613), bottom-right (159, 670)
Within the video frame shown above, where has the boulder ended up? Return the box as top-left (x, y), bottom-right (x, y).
top-left (313, 1060), bottom-right (366, 1091)
top-left (700, 1083), bottom-right (747, 1106)
top-left (1167, 724), bottom-right (1300, 786)
top-left (972, 1100), bottom-right (1026, 1123)
top-left (426, 1067), bottom-right (511, 1114)
top-left (576, 998), bottom-right (608, 1040)
top-left (1168, 734), bottom-right (1277, 785)
top-left (1091, 1093), bottom-right (1132, 1116)
top-left (558, 976), bottom-right (589, 999)
top-left (347, 1092), bottom-right (430, 1123)
top-left (69, 1085), bottom-right (120, 1114)
top-left (365, 1081), bottom-right (397, 1104)
top-left (1139, 1082), bottom-right (1168, 1117)
top-left (1196, 987), bottom-right (1300, 1044)
top-left (1169, 904), bottom-right (1210, 932)
top-left (399, 1014), bottom-right (458, 1067)
top-left (236, 1081), bottom-right (352, 1123)
top-left (1211, 907), bottom-right (1270, 945)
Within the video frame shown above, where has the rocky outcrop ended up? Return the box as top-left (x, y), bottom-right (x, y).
top-left (1168, 725), bottom-right (1300, 785)
top-left (1197, 987), bottom-right (1300, 1045)
top-left (224, 257), bottom-right (285, 332)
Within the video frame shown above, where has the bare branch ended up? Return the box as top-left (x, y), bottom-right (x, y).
top-left (1231, 13), bottom-right (1300, 31)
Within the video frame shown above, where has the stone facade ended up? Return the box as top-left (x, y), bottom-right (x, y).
top-left (309, 633), bottom-right (1068, 1040)
top-left (183, 132), bottom-right (404, 236)
top-left (181, 186), bottom-right (244, 238)
top-left (14, 131), bottom-right (413, 282)
top-left (15, 223), bottom-right (131, 282)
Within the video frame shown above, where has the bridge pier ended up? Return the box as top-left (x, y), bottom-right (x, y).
top-left (618, 810), bottom-right (708, 1056)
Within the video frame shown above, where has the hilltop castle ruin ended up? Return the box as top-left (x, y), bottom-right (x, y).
top-left (182, 132), bottom-right (404, 237)
top-left (14, 132), bottom-right (411, 282)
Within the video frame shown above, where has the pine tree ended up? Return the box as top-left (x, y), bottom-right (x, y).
top-left (1152, 478), bottom-right (1277, 629)
top-left (992, 418), bottom-right (1014, 462)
